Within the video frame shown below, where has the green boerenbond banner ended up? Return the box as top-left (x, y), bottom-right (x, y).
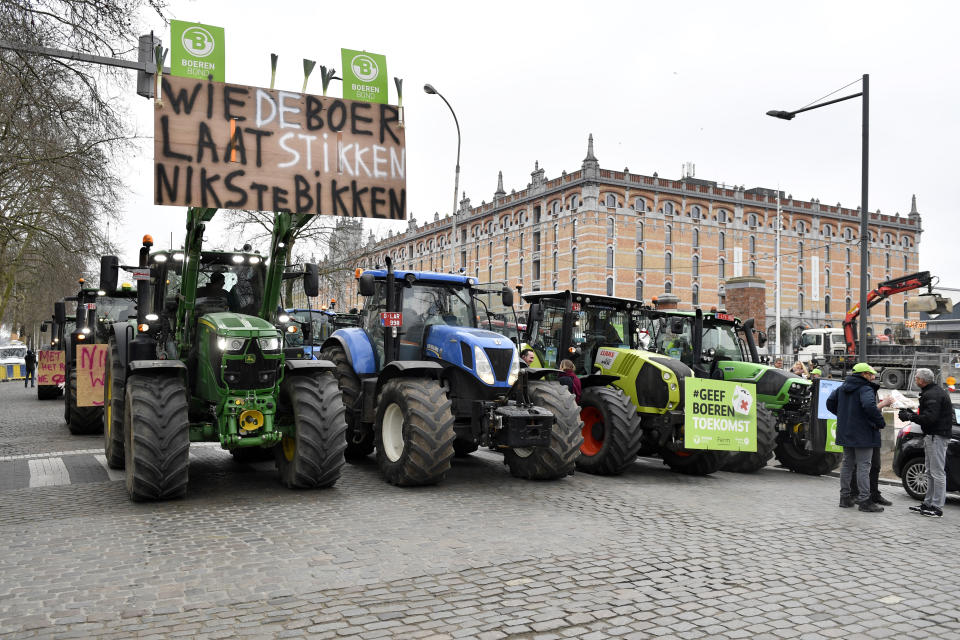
top-left (341, 48), bottom-right (388, 103)
top-left (171, 20), bottom-right (225, 82)
top-left (684, 378), bottom-right (758, 452)
top-left (825, 419), bottom-right (843, 452)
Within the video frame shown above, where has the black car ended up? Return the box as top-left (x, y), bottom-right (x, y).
top-left (892, 403), bottom-right (960, 500)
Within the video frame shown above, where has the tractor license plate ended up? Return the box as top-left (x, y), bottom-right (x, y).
top-left (495, 405), bottom-right (553, 448)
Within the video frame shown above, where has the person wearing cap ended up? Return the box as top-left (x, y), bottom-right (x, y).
top-left (826, 363), bottom-right (891, 512)
top-left (899, 368), bottom-right (953, 517)
top-left (810, 368), bottom-right (822, 381)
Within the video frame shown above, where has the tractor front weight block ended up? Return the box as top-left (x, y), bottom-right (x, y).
top-left (493, 405), bottom-right (554, 448)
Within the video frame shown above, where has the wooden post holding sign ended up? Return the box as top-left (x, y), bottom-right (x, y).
top-left (154, 75), bottom-right (406, 219)
top-left (76, 344), bottom-right (108, 407)
top-left (37, 350), bottom-right (65, 386)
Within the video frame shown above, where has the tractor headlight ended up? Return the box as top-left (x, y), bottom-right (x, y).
top-left (507, 347), bottom-right (520, 385)
top-left (662, 371), bottom-right (672, 381)
top-left (217, 337), bottom-right (246, 351)
top-left (278, 314), bottom-right (290, 323)
top-left (474, 345), bottom-right (496, 385)
top-left (258, 337), bottom-right (280, 351)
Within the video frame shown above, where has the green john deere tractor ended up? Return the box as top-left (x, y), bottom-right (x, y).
top-left (522, 290), bottom-right (725, 476)
top-left (104, 208), bottom-right (346, 501)
top-left (644, 308), bottom-right (839, 475)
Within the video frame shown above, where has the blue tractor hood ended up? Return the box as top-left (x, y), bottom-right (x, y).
top-left (424, 325), bottom-right (518, 387)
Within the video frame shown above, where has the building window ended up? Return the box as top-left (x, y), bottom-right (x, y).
top-left (693, 229), bottom-right (699, 248)
top-left (636, 280), bottom-right (643, 301)
top-left (488, 241), bottom-right (493, 259)
top-left (749, 260), bottom-right (756, 276)
top-left (663, 201), bottom-right (675, 216)
top-left (719, 257), bottom-right (726, 279)
top-left (572, 220), bottom-right (577, 238)
top-left (572, 248), bottom-right (577, 270)
top-left (606, 277), bottom-right (614, 296)
top-left (553, 279), bottom-right (558, 290)
top-left (718, 209), bottom-right (728, 223)
top-left (605, 194), bottom-right (617, 207)
top-left (749, 235), bottom-right (756, 254)
top-left (636, 222), bottom-right (644, 242)
top-left (846, 296), bottom-right (851, 311)
top-left (904, 301), bottom-right (908, 317)
top-left (825, 268), bottom-right (830, 287)
top-left (799, 293), bottom-right (804, 314)
top-left (885, 253), bottom-right (890, 270)
top-left (533, 231), bottom-right (541, 253)
top-left (520, 232), bottom-right (524, 252)
top-left (533, 206), bottom-right (541, 224)
top-left (719, 231), bottom-right (725, 251)
top-left (798, 266), bottom-right (804, 286)
top-left (634, 197), bottom-right (647, 212)
top-left (504, 261), bottom-right (509, 281)
top-left (748, 213), bottom-right (758, 227)
top-left (553, 250), bottom-right (558, 274)
top-left (903, 255), bottom-right (908, 270)
top-left (691, 205), bottom-right (701, 220)
top-left (607, 217), bottom-right (615, 238)
top-left (665, 253), bottom-right (672, 274)
top-left (885, 300), bottom-right (891, 319)
top-left (570, 194), bottom-right (580, 209)
top-left (692, 255), bottom-right (699, 277)
top-left (692, 284), bottom-right (699, 306)
top-left (572, 276), bottom-right (577, 291)
top-left (606, 246), bottom-right (614, 268)
top-left (823, 224), bottom-right (832, 237)
top-left (519, 257), bottom-right (524, 282)
top-left (636, 249), bottom-right (644, 272)
top-left (665, 281), bottom-right (672, 294)
top-left (825, 295), bottom-right (831, 314)
top-left (798, 241), bottom-right (803, 260)
top-left (846, 271), bottom-right (851, 289)
top-left (665, 225), bottom-right (673, 245)
top-left (825, 245), bottom-right (830, 262)
top-left (553, 224), bottom-right (559, 244)
top-left (844, 228), bottom-right (853, 240)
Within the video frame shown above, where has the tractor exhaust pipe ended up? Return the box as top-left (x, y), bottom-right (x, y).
top-left (742, 318), bottom-right (760, 362)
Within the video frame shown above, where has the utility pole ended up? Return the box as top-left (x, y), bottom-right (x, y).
top-left (775, 191), bottom-right (782, 359)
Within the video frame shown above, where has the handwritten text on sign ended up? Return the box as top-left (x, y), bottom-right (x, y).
top-left (77, 344), bottom-right (108, 407)
top-left (37, 350), bottom-right (65, 386)
top-left (154, 76), bottom-right (406, 219)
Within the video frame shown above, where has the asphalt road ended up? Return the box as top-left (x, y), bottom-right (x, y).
top-left (1, 381), bottom-right (958, 639)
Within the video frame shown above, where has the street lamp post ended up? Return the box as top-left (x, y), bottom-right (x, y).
top-left (767, 73), bottom-right (870, 362)
top-left (424, 83), bottom-right (461, 272)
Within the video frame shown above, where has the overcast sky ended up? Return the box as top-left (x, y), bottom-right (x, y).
top-left (113, 0), bottom-right (958, 286)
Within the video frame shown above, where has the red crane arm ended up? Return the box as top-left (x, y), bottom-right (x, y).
top-left (842, 271), bottom-right (932, 355)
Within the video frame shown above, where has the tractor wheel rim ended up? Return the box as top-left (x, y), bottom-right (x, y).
top-left (382, 403), bottom-right (405, 462)
top-left (580, 406), bottom-right (604, 456)
top-left (282, 436), bottom-right (296, 461)
top-left (512, 446), bottom-right (534, 458)
top-left (906, 462), bottom-right (928, 495)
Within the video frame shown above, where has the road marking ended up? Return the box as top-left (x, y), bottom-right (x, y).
top-left (0, 442), bottom-right (222, 462)
top-left (94, 454), bottom-right (126, 482)
top-left (27, 457), bottom-right (70, 487)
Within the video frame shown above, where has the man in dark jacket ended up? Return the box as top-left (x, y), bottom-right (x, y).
top-left (900, 368), bottom-right (954, 517)
top-left (23, 349), bottom-right (36, 388)
top-left (826, 363), bottom-right (887, 512)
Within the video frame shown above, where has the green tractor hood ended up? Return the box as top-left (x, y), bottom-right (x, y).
top-left (199, 312), bottom-right (278, 337)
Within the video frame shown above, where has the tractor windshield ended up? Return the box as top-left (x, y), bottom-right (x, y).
top-left (532, 298), bottom-right (633, 373)
top-left (289, 310), bottom-right (329, 345)
top-left (403, 283), bottom-right (474, 329)
top-left (96, 296), bottom-right (137, 323)
top-left (196, 263), bottom-right (266, 316)
top-left (703, 322), bottom-right (747, 361)
top-left (645, 315), bottom-right (695, 366)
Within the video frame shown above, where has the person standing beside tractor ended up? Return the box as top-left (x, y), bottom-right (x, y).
top-left (23, 348), bottom-right (36, 388)
top-left (557, 359), bottom-right (581, 402)
top-left (899, 368), bottom-right (953, 517)
top-left (826, 363), bottom-right (890, 512)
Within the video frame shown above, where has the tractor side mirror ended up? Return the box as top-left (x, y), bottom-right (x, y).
top-left (528, 303), bottom-right (543, 323)
top-left (358, 273), bottom-right (376, 297)
top-left (99, 255), bottom-right (119, 293)
top-left (501, 287), bottom-right (514, 307)
top-left (54, 301), bottom-right (66, 325)
top-left (756, 330), bottom-right (767, 347)
top-left (303, 263), bottom-right (319, 298)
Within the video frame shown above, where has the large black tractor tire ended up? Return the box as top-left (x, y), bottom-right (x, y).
top-left (576, 386), bottom-right (643, 476)
top-left (659, 447), bottom-right (727, 475)
top-left (453, 439), bottom-right (480, 457)
top-left (320, 344), bottom-right (374, 459)
top-left (123, 373), bottom-right (190, 501)
top-left (721, 405), bottom-right (778, 473)
top-left (103, 336), bottom-right (125, 469)
top-left (68, 369), bottom-right (104, 435)
top-left (504, 381), bottom-right (583, 480)
top-left (276, 371), bottom-right (347, 489)
top-left (375, 378), bottom-right (455, 486)
top-left (774, 437), bottom-right (843, 476)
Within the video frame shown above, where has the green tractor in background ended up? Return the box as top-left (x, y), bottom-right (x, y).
top-left (522, 290), bottom-right (726, 476)
top-left (103, 207), bottom-right (346, 501)
top-left (645, 308), bottom-right (839, 475)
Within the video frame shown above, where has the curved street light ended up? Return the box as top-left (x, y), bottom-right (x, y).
top-left (424, 83), bottom-right (461, 272)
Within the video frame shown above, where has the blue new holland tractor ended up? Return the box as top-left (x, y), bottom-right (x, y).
top-left (320, 259), bottom-right (582, 486)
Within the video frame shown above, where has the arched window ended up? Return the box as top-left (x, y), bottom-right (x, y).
top-left (519, 257), bottom-right (524, 282)
top-left (636, 222), bottom-right (644, 242)
top-left (663, 201), bottom-right (675, 216)
top-left (550, 199), bottom-right (561, 215)
top-left (825, 268), bottom-right (831, 287)
top-left (636, 249), bottom-right (643, 271)
top-left (665, 225), bottom-right (673, 245)
top-left (903, 255), bottom-right (908, 271)
top-left (719, 231), bottom-right (725, 251)
top-left (747, 213), bottom-right (758, 227)
top-left (846, 271), bottom-right (851, 289)
top-left (665, 253), bottom-right (672, 274)
top-left (692, 284), bottom-right (699, 306)
top-left (904, 301), bottom-right (909, 317)
top-left (822, 224), bottom-right (832, 237)
top-left (488, 241), bottom-right (493, 259)
top-left (607, 217), bottom-right (615, 238)
top-left (636, 280), bottom-right (643, 301)
top-left (664, 281), bottom-right (673, 294)
top-left (719, 257), bottom-right (726, 279)
top-left (691, 205), bottom-right (701, 220)
top-left (798, 241), bottom-right (804, 260)
top-left (885, 253), bottom-right (890, 270)
top-left (552, 250), bottom-right (558, 274)
top-left (504, 261), bottom-right (509, 281)
top-left (571, 248), bottom-right (577, 270)
top-left (749, 235), bottom-right (756, 253)
top-left (844, 228), bottom-right (853, 240)
top-left (799, 293), bottom-right (804, 314)
top-left (606, 246), bottom-right (614, 268)
top-left (553, 224), bottom-right (558, 244)
top-left (606, 277), bottom-right (614, 296)
top-left (553, 279), bottom-right (558, 290)
top-left (883, 232), bottom-right (892, 245)
top-left (749, 260), bottom-right (756, 276)
top-left (572, 276), bottom-right (577, 291)
top-left (825, 245), bottom-right (830, 262)
top-left (798, 266), bottom-right (804, 286)
top-left (692, 255), bottom-right (699, 277)
top-left (571, 194), bottom-right (580, 209)
top-left (605, 193), bottom-right (617, 208)
top-left (825, 295), bottom-right (831, 314)
top-left (692, 229), bottom-right (699, 248)
top-left (845, 296), bottom-right (852, 312)
top-left (634, 197), bottom-right (647, 212)
top-left (885, 300), bottom-right (891, 319)
top-left (572, 220), bottom-right (577, 237)
top-left (717, 209), bottom-right (728, 223)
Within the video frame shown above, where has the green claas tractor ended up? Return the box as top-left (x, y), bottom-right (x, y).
top-left (320, 260), bottom-right (582, 486)
top-left (104, 207), bottom-right (346, 501)
top-left (644, 308), bottom-right (839, 475)
top-left (521, 290), bottom-right (725, 476)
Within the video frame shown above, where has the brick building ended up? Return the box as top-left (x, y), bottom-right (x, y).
top-left (326, 135), bottom-right (923, 346)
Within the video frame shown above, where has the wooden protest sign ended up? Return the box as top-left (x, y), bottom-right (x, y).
top-left (154, 75), bottom-right (406, 219)
top-left (37, 350), bottom-right (65, 386)
top-left (76, 344), bottom-right (108, 407)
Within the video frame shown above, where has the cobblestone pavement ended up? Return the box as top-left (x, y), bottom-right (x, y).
top-left (1, 384), bottom-right (959, 639)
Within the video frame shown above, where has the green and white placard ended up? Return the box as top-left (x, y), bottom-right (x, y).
top-left (825, 419), bottom-right (843, 452)
top-left (170, 20), bottom-right (225, 82)
top-left (684, 378), bottom-right (757, 451)
top-left (341, 48), bottom-right (388, 103)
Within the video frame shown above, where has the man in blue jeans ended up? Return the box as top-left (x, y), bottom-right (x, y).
top-left (827, 362), bottom-right (888, 512)
top-left (900, 368), bottom-right (953, 518)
